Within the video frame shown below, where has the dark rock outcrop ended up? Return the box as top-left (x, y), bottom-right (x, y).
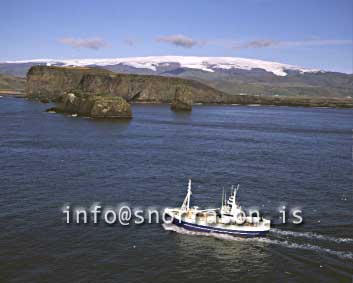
top-left (50, 92), bottom-right (132, 118)
top-left (90, 96), bottom-right (132, 118)
top-left (171, 87), bottom-right (193, 111)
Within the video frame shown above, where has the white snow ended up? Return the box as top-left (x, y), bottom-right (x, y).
top-left (2, 56), bottom-right (321, 76)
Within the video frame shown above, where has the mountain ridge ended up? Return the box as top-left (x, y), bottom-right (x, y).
top-left (1, 56), bottom-right (352, 98)
top-left (2, 56), bottom-right (323, 76)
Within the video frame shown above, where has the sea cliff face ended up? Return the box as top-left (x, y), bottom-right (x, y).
top-left (171, 87), bottom-right (193, 111)
top-left (26, 65), bottom-right (227, 103)
top-left (26, 65), bottom-right (353, 109)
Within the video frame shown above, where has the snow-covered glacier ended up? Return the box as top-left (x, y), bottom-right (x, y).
top-left (3, 56), bottom-right (321, 77)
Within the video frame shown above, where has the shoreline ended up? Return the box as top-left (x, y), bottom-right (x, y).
top-left (132, 99), bottom-right (353, 109)
top-left (0, 90), bottom-right (25, 97)
top-left (2, 94), bottom-right (353, 109)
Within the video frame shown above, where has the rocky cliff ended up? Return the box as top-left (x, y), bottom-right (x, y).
top-left (49, 92), bottom-right (132, 118)
top-left (171, 87), bottom-right (193, 111)
top-left (26, 65), bottom-right (353, 108)
top-left (26, 65), bottom-right (227, 104)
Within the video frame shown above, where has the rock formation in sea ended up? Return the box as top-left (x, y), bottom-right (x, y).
top-left (52, 92), bottom-right (132, 118)
top-left (171, 87), bottom-right (193, 111)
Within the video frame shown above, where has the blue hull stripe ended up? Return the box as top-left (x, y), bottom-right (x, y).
top-left (171, 217), bottom-right (269, 237)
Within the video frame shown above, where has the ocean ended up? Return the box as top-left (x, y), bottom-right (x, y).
top-left (1, 96), bottom-right (352, 282)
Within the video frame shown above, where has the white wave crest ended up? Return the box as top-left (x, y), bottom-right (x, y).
top-left (257, 238), bottom-right (353, 260)
top-left (271, 228), bottom-right (353, 243)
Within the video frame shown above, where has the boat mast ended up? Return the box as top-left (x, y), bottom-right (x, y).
top-left (181, 179), bottom-right (192, 211)
top-left (232, 185), bottom-right (236, 207)
top-left (235, 184), bottom-right (239, 199)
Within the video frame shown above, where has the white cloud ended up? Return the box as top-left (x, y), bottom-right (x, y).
top-left (156, 34), bottom-right (199, 48)
top-left (59, 37), bottom-right (109, 50)
top-left (232, 38), bottom-right (353, 49)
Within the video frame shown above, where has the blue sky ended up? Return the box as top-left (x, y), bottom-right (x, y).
top-left (1, 0), bottom-right (352, 73)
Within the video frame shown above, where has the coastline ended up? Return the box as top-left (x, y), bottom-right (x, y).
top-left (0, 90), bottom-right (25, 97)
top-left (3, 93), bottom-right (353, 109)
top-left (132, 97), bottom-right (353, 109)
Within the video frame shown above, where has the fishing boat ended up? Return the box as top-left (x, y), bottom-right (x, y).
top-left (164, 180), bottom-right (270, 237)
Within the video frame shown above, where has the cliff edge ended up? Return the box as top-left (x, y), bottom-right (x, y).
top-left (26, 66), bottom-right (353, 109)
top-left (26, 65), bottom-right (227, 104)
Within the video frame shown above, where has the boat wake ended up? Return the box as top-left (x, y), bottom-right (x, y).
top-left (271, 228), bottom-right (353, 243)
top-left (162, 224), bottom-right (353, 260)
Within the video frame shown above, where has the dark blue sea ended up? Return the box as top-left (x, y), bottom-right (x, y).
top-left (1, 96), bottom-right (352, 282)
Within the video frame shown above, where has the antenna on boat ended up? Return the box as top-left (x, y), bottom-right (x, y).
top-left (235, 184), bottom-right (240, 198)
top-left (221, 187), bottom-right (224, 207)
top-left (224, 189), bottom-right (227, 206)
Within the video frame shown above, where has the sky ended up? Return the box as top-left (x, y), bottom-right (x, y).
top-left (1, 0), bottom-right (352, 73)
